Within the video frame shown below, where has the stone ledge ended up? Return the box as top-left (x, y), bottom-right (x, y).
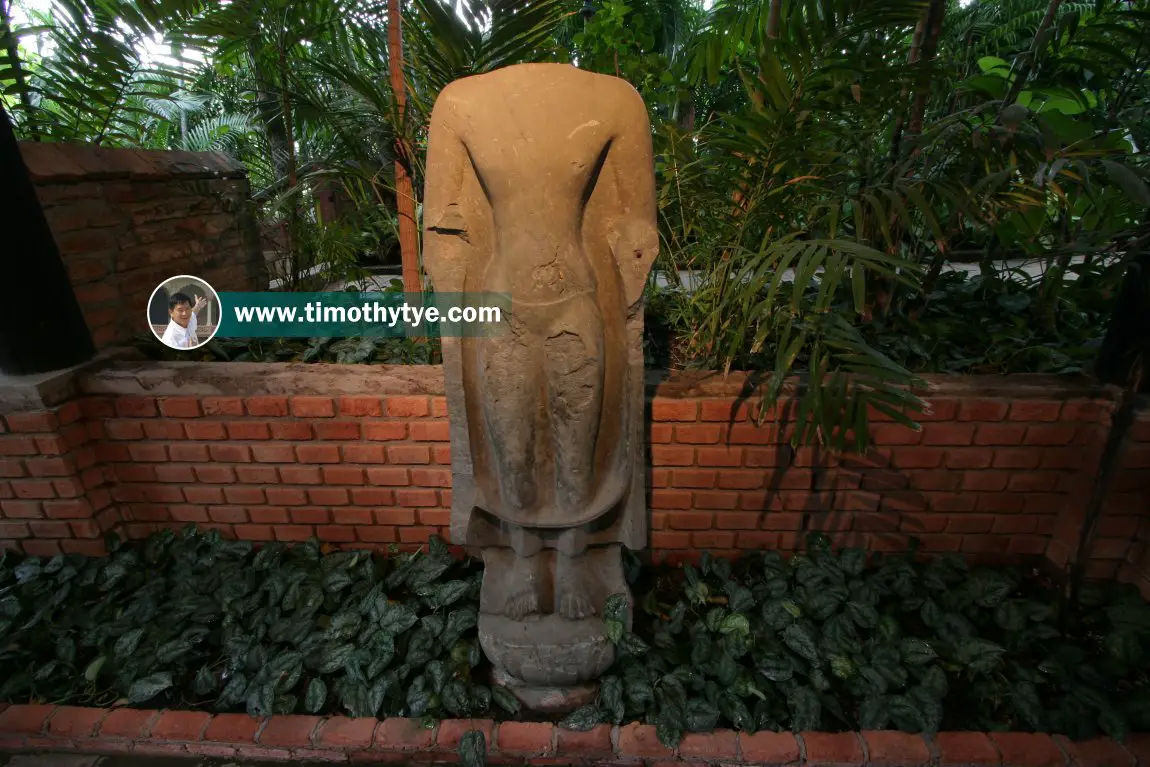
top-left (0, 705), bottom-right (1143, 766)
top-left (0, 348), bottom-right (142, 411)
top-left (20, 143), bottom-right (248, 183)
top-left (76, 356), bottom-right (1125, 403)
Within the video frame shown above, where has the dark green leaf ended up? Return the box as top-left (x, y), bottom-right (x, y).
top-left (686, 697), bottom-right (721, 732)
top-left (84, 656), bottom-right (108, 683)
top-left (899, 639), bottom-right (937, 666)
top-left (560, 705), bottom-right (604, 731)
top-left (492, 684), bottom-right (521, 715)
top-left (956, 638), bottom-right (1006, 673)
top-left (318, 643), bottom-right (356, 674)
top-left (379, 602), bottom-right (419, 636)
top-left (890, 694), bottom-right (927, 733)
top-left (433, 580), bottom-right (471, 609)
top-left (1012, 681), bottom-right (1044, 729)
top-left (128, 672), bottom-right (173, 704)
top-left (603, 593), bottom-right (629, 624)
top-left (787, 686), bottom-right (821, 731)
top-left (600, 676), bottom-right (625, 724)
top-left (459, 730), bottom-right (486, 767)
top-left (306, 678), bottom-right (327, 713)
top-left (115, 627), bottom-right (145, 659)
top-left (845, 600), bottom-right (878, 629)
top-left (859, 696), bottom-right (889, 730)
top-left (783, 623), bottom-right (820, 664)
top-left (193, 666), bottom-right (216, 696)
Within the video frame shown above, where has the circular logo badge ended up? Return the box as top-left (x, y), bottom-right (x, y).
top-left (147, 275), bottom-right (223, 351)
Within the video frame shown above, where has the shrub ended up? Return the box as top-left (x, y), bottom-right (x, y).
top-left (1, 527), bottom-right (1148, 749)
top-left (587, 538), bottom-right (1150, 745)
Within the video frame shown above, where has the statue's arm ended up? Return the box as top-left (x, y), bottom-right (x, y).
top-left (422, 92), bottom-right (471, 295)
top-left (608, 91), bottom-right (661, 309)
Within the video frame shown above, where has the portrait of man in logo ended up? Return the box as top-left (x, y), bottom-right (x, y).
top-left (147, 275), bottom-right (221, 350)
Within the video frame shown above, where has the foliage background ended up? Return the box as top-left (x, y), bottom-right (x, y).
top-left (2, 0), bottom-right (1148, 447)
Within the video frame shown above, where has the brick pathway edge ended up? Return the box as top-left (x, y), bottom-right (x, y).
top-left (0, 703), bottom-right (1144, 766)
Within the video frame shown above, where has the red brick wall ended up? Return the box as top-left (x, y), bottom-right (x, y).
top-left (1, 362), bottom-right (1147, 584)
top-left (0, 703), bottom-right (1143, 767)
top-left (19, 143), bottom-right (264, 348)
top-left (0, 400), bottom-right (120, 557)
top-left (1114, 406), bottom-right (1150, 589)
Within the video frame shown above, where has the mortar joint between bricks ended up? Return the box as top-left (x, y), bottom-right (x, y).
top-left (855, 731), bottom-right (869, 765)
top-left (194, 712), bottom-right (213, 742)
top-left (307, 715), bottom-right (325, 748)
top-left (38, 705), bottom-right (62, 736)
top-left (90, 708), bottom-right (111, 739)
top-left (139, 709), bottom-right (168, 740)
top-left (1117, 737), bottom-right (1140, 767)
top-left (90, 708), bottom-right (113, 740)
top-left (610, 725), bottom-right (621, 758)
top-left (921, 733), bottom-right (941, 766)
top-left (796, 733), bottom-right (808, 764)
top-left (1049, 734), bottom-right (1072, 767)
top-left (311, 717), bottom-right (332, 749)
top-left (252, 715), bottom-right (271, 745)
top-left (549, 722), bottom-right (558, 755)
top-left (986, 734), bottom-right (1004, 767)
top-left (138, 709), bottom-right (164, 739)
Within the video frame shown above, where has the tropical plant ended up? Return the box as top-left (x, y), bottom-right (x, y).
top-left (647, 0), bottom-right (1149, 450)
top-left (3, 528), bottom-right (1150, 749)
top-left (572, 536), bottom-right (1150, 744)
top-left (0, 0), bottom-right (200, 144)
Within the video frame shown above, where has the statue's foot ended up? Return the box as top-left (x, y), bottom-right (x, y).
top-left (555, 552), bottom-right (595, 620)
top-left (498, 554), bottom-right (541, 620)
top-left (503, 588), bottom-right (541, 621)
top-left (556, 589), bottom-right (595, 620)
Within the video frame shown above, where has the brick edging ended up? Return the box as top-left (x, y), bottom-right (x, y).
top-left (0, 704), bottom-right (1144, 765)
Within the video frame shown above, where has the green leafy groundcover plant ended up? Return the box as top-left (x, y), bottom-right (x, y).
top-left (1, 528), bottom-right (1148, 752)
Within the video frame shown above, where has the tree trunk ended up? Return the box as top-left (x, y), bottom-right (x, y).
top-left (766, 0), bottom-right (782, 39)
top-left (247, 38), bottom-right (292, 186)
top-left (0, 104), bottom-right (95, 374)
top-left (1003, 0), bottom-right (1064, 108)
top-left (277, 45), bottom-right (304, 288)
top-left (881, 0), bottom-right (946, 318)
top-left (888, 14), bottom-right (926, 167)
top-left (388, 0), bottom-right (422, 295)
top-left (906, 0), bottom-right (946, 154)
top-left (675, 98), bottom-right (696, 131)
top-left (247, 36), bottom-right (300, 285)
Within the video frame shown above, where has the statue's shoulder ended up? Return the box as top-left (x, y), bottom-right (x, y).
top-left (433, 65), bottom-right (647, 125)
top-left (441, 64), bottom-right (641, 98)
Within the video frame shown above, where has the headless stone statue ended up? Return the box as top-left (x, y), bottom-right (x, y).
top-left (423, 63), bottom-right (658, 710)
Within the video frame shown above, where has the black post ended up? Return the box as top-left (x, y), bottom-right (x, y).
top-left (0, 104), bottom-right (96, 375)
top-left (1094, 247), bottom-right (1149, 393)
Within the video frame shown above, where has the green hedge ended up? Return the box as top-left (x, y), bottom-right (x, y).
top-left (0, 528), bottom-right (1147, 748)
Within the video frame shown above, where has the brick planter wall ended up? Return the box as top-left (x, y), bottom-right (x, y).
top-left (19, 142), bottom-right (264, 348)
top-left (0, 359), bottom-right (1147, 588)
top-left (0, 704), bottom-right (1146, 766)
